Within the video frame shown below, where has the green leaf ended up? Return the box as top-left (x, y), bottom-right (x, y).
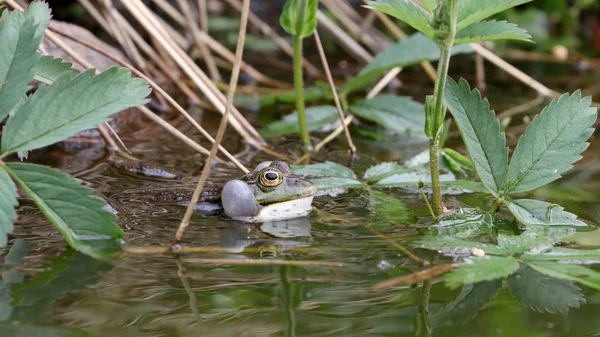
top-left (0, 2), bottom-right (51, 120)
top-left (496, 232), bottom-right (556, 255)
top-left (373, 171), bottom-right (455, 187)
top-left (342, 33), bottom-right (472, 94)
top-left (420, 0), bottom-right (439, 11)
top-left (0, 168), bottom-right (18, 247)
top-left (415, 236), bottom-right (506, 256)
top-left (349, 95), bottom-right (426, 137)
top-left (507, 264), bottom-right (584, 314)
top-left (442, 148), bottom-right (475, 170)
top-left (455, 20), bottom-right (532, 44)
top-left (279, 0), bottom-right (318, 38)
top-left (444, 78), bottom-right (508, 197)
top-left (431, 209), bottom-right (494, 239)
top-left (1, 68), bottom-right (150, 154)
top-left (259, 106), bottom-right (339, 138)
top-left (365, 0), bottom-right (435, 39)
top-left (445, 256), bottom-right (519, 289)
top-left (432, 280), bottom-right (502, 330)
top-left (504, 92), bottom-right (596, 194)
top-left (368, 190), bottom-right (414, 225)
top-left (4, 163), bottom-right (123, 258)
top-left (363, 162), bottom-right (410, 182)
top-left (457, 0), bottom-right (534, 30)
top-left (526, 261), bottom-right (600, 291)
top-left (522, 247), bottom-right (600, 262)
top-left (291, 161), bottom-right (363, 190)
top-left (0, 325), bottom-right (86, 337)
top-left (507, 199), bottom-right (588, 227)
top-left (33, 55), bottom-right (79, 84)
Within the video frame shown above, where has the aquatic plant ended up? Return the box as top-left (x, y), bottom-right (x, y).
top-left (0, 2), bottom-right (150, 257)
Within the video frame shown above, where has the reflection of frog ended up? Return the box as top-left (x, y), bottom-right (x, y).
top-left (116, 161), bottom-right (317, 222)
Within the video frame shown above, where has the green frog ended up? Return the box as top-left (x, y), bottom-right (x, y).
top-left (114, 161), bottom-right (317, 222)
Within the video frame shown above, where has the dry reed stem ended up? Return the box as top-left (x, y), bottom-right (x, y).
top-left (124, 245), bottom-right (322, 255)
top-left (372, 264), bottom-right (455, 290)
top-left (175, 258), bottom-right (204, 334)
top-left (50, 28), bottom-right (248, 171)
top-left (367, 67), bottom-right (402, 99)
top-left (182, 258), bottom-right (344, 268)
top-left (176, 0), bottom-right (221, 81)
top-left (172, 0), bottom-right (251, 245)
top-left (497, 95), bottom-right (545, 120)
top-left (122, 0), bottom-right (265, 146)
top-left (316, 10), bottom-right (373, 63)
top-left (222, 0), bottom-right (320, 78)
top-left (475, 51), bottom-right (486, 91)
top-left (314, 31), bottom-right (356, 153)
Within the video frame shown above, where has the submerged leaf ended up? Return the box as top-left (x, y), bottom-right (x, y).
top-left (457, 0), bottom-right (534, 30)
top-left (415, 236), bottom-right (506, 256)
top-left (431, 209), bottom-right (494, 239)
top-left (0, 168), bottom-right (18, 247)
top-left (526, 261), bottom-right (600, 291)
top-left (444, 78), bottom-right (508, 197)
top-left (33, 55), bottom-right (79, 84)
top-left (5, 163), bottom-right (123, 258)
top-left (2, 68), bottom-right (150, 154)
top-left (455, 20), bottom-right (532, 44)
top-left (504, 91), bottom-right (597, 194)
top-left (368, 190), bottom-right (414, 225)
top-left (0, 2), bottom-right (51, 120)
top-left (445, 256), bottom-right (519, 288)
top-left (279, 0), bottom-right (318, 38)
top-left (365, 0), bottom-right (435, 38)
top-left (350, 95), bottom-right (426, 136)
top-left (522, 247), bottom-right (600, 262)
top-left (507, 199), bottom-right (588, 227)
top-left (342, 33), bottom-right (472, 94)
top-left (507, 264), bottom-right (585, 314)
top-left (291, 161), bottom-right (362, 190)
top-left (259, 106), bottom-right (339, 138)
top-left (496, 232), bottom-right (556, 255)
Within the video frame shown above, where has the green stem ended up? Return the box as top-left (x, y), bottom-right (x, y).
top-left (293, 35), bottom-right (311, 149)
top-left (0, 153), bottom-right (8, 161)
top-left (428, 0), bottom-right (459, 216)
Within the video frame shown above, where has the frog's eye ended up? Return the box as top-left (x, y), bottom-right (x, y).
top-left (260, 170), bottom-right (282, 187)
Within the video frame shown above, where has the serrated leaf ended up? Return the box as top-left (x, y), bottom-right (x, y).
top-left (365, 0), bottom-right (435, 39)
top-left (432, 280), bottom-right (502, 330)
top-left (2, 68), bottom-right (150, 154)
top-left (0, 168), bottom-right (18, 247)
top-left (420, 0), bottom-right (439, 11)
top-left (342, 33), bottom-right (472, 94)
top-left (368, 190), bottom-right (414, 225)
top-left (5, 163), bottom-right (123, 258)
top-left (291, 161), bottom-right (363, 190)
top-left (526, 261), bottom-right (600, 291)
top-left (455, 20), bottom-right (532, 44)
top-left (504, 91), bottom-right (597, 194)
top-left (0, 2), bottom-right (51, 120)
top-left (259, 106), bottom-right (339, 138)
top-left (507, 199), bottom-right (588, 227)
top-left (33, 55), bottom-right (79, 84)
top-left (374, 171), bottom-right (455, 187)
top-left (496, 232), bottom-right (556, 255)
top-left (431, 208), bottom-right (494, 239)
top-left (279, 0), bottom-right (318, 38)
top-left (415, 236), bottom-right (506, 256)
top-left (507, 264), bottom-right (584, 314)
top-left (363, 162), bottom-right (410, 182)
top-left (457, 0), bottom-right (534, 30)
top-left (3, 238), bottom-right (28, 268)
top-left (445, 256), bottom-right (519, 288)
top-left (444, 78), bottom-right (508, 197)
top-left (350, 95), bottom-right (426, 136)
top-left (522, 247), bottom-right (600, 262)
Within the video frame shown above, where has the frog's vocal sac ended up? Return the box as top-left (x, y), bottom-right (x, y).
top-left (117, 161), bottom-right (317, 222)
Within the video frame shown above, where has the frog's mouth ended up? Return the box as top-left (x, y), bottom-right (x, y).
top-left (231, 196), bottom-right (315, 223)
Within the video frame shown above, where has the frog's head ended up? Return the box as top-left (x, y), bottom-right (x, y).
top-left (245, 161), bottom-right (317, 205)
top-left (221, 161), bottom-right (317, 221)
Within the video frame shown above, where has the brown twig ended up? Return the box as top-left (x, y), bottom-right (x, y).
top-left (314, 31), bottom-right (356, 153)
top-left (372, 264), bottom-right (455, 290)
top-left (497, 95), bottom-right (545, 120)
top-left (176, 258), bottom-right (204, 335)
top-left (172, 0), bottom-right (251, 246)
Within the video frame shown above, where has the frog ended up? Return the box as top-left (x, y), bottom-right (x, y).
top-left (114, 160), bottom-right (317, 222)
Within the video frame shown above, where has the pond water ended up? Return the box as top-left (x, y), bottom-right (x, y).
top-left (3, 39), bottom-right (600, 337)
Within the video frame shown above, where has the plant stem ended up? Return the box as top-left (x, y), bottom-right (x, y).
top-left (428, 0), bottom-right (459, 216)
top-left (293, 34), bottom-right (311, 149)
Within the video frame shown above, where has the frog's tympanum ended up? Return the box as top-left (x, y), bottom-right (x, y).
top-left (118, 161), bottom-right (317, 222)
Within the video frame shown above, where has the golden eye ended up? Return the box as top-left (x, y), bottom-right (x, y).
top-left (260, 170), bottom-right (282, 187)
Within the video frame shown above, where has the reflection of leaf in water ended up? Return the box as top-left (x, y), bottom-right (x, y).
top-left (444, 256), bottom-right (519, 289)
top-left (432, 279), bottom-right (502, 330)
top-left (0, 324), bottom-right (86, 337)
top-left (507, 264), bottom-right (585, 314)
top-left (9, 251), bottom-right (112, 321)
top-left (0, 239), bottom-right (28, 322)
top-left (368, 190), bottom-right (414, 226)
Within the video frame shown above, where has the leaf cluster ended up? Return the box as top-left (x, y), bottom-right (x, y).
top-left (0, 2), bottom-right (150, 257)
